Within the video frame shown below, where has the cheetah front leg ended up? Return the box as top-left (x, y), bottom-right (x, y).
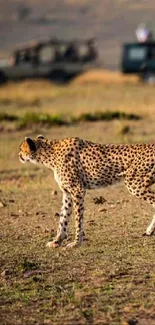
top-left (46, 190), bottom-right (73, 248)
top-left (65, 188), bottom-right (85, 248)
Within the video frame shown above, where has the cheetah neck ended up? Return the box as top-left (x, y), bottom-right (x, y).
top-left (34, 140), bottom-right (57, 169)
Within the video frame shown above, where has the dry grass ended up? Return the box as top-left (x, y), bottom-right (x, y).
top-left (74, 69), bottom-right (139, 84)
top-left (1, 72), bottom-right (155, 325)
top-left (0, 70), bottom-right (155, 120)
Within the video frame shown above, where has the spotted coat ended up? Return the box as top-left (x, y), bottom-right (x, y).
top-left (19, 135), bottom-right (155, 248)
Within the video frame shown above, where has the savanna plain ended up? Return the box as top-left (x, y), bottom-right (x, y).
top-left (0, 70), bottom-right (155, 325)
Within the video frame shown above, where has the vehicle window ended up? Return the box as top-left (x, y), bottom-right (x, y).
top-left (58, 45), bottom-right (67, 56)
top-left (128, 47), bottom-right (147, 60)
top-left (17, 51), bottom-right (29, 64)
top-left (78, 44), bottom-right (89, 58)
top-left (39, 46), bottom-right (55, 63)
top-left (150, 47), bottom-right (155, 59)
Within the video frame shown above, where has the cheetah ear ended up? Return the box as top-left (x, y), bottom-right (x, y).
top-left (37, 135), bottom-right (44, 140)
top-left (25, 137), bottom-right (36, 152)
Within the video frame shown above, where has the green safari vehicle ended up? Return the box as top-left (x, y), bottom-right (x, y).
top-left (0, 38), bottom-right (98, 84)
top-left (121, 42), bottom-right (155, 83)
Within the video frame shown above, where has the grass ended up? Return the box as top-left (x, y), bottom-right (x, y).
top-left (0, 70), bottom-right (155, 325)
top-left (0, 70), bottom-right (154, 118)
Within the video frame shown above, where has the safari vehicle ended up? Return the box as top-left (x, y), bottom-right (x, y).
top-left (0, 38), bottom-right (98, 84)
top-left (121, 42), bottom-right (155, 83)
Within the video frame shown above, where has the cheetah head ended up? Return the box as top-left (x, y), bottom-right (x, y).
top-left (19, 135), bottom-right (45, 164)
top-left (18, 137), bottom-right (37, 164)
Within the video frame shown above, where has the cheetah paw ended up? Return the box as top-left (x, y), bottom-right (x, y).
top-left (64, 241), bottom-right (81, 249)
top-left (46, 240), bottom-right (61, 248)
top-left (145, 225), bottom-right (155, 236)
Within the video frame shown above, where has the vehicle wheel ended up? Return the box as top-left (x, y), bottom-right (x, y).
top-left (0, 71), bottom-right (7, 85)
top-left (142, 71), bottom-right (155, 85)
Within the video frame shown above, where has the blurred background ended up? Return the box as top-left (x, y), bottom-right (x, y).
top-left (1, 0), bottom-right (155, 69)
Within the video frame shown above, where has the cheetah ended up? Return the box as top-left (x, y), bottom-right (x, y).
top-left (18, 135), bottom-right (155, 248)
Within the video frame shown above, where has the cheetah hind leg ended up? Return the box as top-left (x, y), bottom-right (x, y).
top-left (139, 189), bottom-right (155, 236)
top-left (124, 169), bottom-right (155, 236)
top-left (146, 214), bottom-right (155, 236)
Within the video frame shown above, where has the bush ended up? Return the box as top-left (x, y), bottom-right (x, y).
top-left (17, 113), bottom-right (67, 129)
top-left (77, 111), bottom-right (141, 122)
top-left (0, 113), bottom-right (18, 122)
top-left (0, 110), bottom-right (142, 129)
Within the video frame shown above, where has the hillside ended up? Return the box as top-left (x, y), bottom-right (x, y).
top-left (1, 0), bottom-right (155, 68)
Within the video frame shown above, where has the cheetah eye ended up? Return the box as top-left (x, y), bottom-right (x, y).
top-left (37, 135), bottom-right (44, 140)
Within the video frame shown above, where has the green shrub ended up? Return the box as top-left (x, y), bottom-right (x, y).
top-left (0, 110), bottom-right (142, 129)
top-left (17, 113), bottom-right (66, 129)
top-left (77, 111), bottom-right (141, 122)
top-left (0, 112), bottom-right (18, 122)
